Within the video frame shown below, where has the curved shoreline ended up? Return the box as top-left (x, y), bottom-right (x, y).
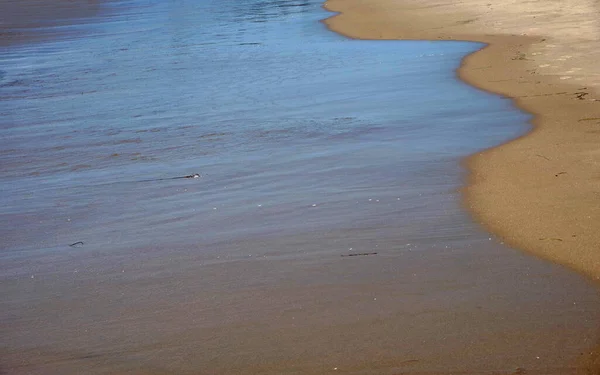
top-left (322, 0), bottom-right (600, 281)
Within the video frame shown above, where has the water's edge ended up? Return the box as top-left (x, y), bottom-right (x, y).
top-left (322, 0), bottom-right (600, 283)
top-left (321, 1), bottom-right (600, 372)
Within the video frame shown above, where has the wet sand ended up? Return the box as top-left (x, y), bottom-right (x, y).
top-left (323, 0), bottom-right (600, 286)
top-left (3, 235), bottom-right (600, 374)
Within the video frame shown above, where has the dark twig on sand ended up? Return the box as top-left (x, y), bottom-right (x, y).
top-left (535, 154), bottom-right (551, 161)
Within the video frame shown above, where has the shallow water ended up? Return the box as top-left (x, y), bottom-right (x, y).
top-left (1, 0), bottom-right (599, 374)
top-left (0, 0), bottom-right (527, 255)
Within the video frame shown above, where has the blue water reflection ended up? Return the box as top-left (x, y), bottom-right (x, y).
top-left (0, 0), bottom-right (528, 254)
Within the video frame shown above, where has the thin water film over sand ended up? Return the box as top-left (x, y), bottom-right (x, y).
top-left (1, 0), bottom-right (599, 374)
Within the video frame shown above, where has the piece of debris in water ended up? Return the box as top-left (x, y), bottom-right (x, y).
top-left (341, 252), bottom-right (377, 257)
top-left (184, 173), bottom-right (201, 179)
top-left (69, 241), bottom-right (84, 248)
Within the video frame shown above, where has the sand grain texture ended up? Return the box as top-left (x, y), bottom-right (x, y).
top-left (323, 0), bottom-right (600, 280)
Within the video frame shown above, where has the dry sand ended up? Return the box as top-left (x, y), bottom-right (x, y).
top-left (323, 0), bottom-right (600, 280)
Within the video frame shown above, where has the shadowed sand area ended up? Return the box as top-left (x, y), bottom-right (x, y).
top-left (323, 0), bottom-right (600, 284)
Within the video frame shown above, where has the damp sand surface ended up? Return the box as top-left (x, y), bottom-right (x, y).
top-left (1, 0), bottom-right (600, 374)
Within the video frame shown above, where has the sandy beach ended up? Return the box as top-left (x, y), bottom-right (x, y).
top-left (323, 0), bottom-right (600, 280)
top-left (3, 0), bottom-right (600, 374)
